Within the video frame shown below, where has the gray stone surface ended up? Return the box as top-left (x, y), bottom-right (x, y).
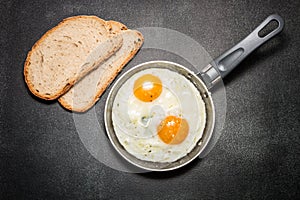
top-left (1, 0), bottom-right (299, 199)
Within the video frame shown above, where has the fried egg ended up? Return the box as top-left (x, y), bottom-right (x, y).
top-left (112, 68), bottom-right (206, 163)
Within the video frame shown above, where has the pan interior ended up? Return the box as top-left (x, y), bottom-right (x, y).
top-left (105, 60), bottom-right (215, 171)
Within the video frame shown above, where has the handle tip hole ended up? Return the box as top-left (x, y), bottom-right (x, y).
top-left (258, 19), bottom-right (279, 38)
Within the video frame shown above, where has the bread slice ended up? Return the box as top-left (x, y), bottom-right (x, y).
top-left (58, 23), bottom-right (144, 112)
top-left (24, 16), bottom-right (123, 100)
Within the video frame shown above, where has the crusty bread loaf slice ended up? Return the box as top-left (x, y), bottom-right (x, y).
top-left (58, 26), bottom-right (144, 112)
top-left (24, 16), bottom-right (123, 100)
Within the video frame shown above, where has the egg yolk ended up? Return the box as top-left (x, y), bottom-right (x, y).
top-left (133, 74), bottom-right (162, 102)
top-left (157, 116), bottom-right (189, 144)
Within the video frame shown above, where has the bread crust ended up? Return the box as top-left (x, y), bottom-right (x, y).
top-left (58, 28), bottom-right (144, 112)
top-left (24, 15), bottom-right (113, 100)
top-left (107, 20), bottom-right (128, 31)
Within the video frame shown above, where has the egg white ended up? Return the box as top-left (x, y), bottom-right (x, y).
top-left (112, 68), bottom-right (206, 163)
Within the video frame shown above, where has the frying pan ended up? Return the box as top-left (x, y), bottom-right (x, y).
top-left (104, 14), bottom-right (284, 171)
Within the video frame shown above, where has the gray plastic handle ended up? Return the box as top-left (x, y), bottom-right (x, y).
top-left (199, 14), bottom-right (284, 89)
top-left (212, 14), bottom-right (284, 78)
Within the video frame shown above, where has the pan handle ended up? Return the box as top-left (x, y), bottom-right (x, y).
top-left (200, 14), bottom-right (284, 89)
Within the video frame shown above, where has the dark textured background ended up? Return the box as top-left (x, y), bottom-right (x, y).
top-left (1, 0), bottom-right (299, 199)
